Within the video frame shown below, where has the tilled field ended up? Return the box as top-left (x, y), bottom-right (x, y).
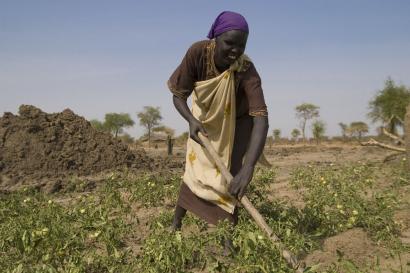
top-left (0, 106), bottom-right (409, 272)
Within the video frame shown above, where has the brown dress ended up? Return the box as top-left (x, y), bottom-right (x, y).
top-left (168, 40), bottom-right (268, 225)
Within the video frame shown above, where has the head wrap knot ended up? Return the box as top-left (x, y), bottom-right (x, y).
top-left (207, 11), bottom-right (249, 39)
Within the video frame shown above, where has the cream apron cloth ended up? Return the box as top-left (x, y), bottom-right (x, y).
top-left (183, 54), bottom-right (250, 213)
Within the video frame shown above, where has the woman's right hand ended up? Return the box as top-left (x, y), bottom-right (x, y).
top-left (172, 95), bottom-right (208, 145)
top-left (189, 118), bottom-right (208, 145)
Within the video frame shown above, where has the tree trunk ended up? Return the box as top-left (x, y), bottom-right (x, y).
top-left (405, 104), bottom-right (410, 170)
top-left (148, 127), bottom-right (151, 148)
top-left (389, 120), bottom-right (397, 135)
top-left (167, 135), bottom-right (173, 155)
top-left (302, 120), bottom-right (306, 140)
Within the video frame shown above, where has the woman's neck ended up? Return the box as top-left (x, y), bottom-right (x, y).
top-left (214, 57), bottom-right (229, 73)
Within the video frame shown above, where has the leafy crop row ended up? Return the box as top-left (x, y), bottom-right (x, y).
top-left (0, 162), bottom-right (408, 272)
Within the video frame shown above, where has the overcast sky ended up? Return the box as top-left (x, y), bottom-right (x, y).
top-left (1, 0), bottom-right (410, 138)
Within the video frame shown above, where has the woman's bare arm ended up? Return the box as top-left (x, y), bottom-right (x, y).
top-left (228, 115), bottom-right (269, 199)
top-left (173, 95), bottom-right (207, 145)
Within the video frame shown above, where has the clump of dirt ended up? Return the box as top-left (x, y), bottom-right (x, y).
top-left (304, 228), bottom-right (384, 269)
top-left (304, 227), bottom-right (410, 272)
top-left (0, 105), bottom-right (152, 188)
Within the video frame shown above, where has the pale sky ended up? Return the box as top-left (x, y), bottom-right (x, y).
top-left (1, 0), bottom-right (410, 138)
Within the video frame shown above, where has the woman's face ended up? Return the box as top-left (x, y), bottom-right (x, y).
top-left (214, 30), bottom-right (248, 72)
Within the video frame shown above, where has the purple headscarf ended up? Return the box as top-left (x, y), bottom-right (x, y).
top-left (207, 11), bottom-right (249, 39)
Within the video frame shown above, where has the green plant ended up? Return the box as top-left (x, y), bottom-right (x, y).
top-left (129, 173), bottom-right (180, 207)
top-left (0, 183), bottom-right (135, 273)
top-left (1, 162), bottom-right (407, 273)
top-left (290, 163), bottom-right (400, 243)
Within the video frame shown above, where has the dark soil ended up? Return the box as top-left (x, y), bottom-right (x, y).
top-left (0, 105), bottom-right (153, 190)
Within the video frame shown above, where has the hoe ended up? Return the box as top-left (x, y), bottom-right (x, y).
top-left (199, 133), bottom-right (306, 273)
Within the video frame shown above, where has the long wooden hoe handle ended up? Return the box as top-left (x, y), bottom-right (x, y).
top-left (198, 133), bottom-right (305, 273)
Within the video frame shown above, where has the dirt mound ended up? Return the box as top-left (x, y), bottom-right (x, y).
top-left (304, 227), bottom-right (410, 272)
top-left (304, 228), bottom-right (384, 269)
top-left (0, 105), bottom-right (152, 187)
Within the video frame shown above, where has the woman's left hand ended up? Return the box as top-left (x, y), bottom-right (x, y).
top-left (228, 165), bottom-right (254, 200)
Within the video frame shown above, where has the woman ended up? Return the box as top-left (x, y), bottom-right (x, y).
top-left (168, 11), bottom-right (269, 231)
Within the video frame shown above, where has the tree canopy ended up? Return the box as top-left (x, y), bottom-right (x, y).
top-left (368, 77), bottom-right (410, 134)
top-left (90, 114), bottom-right (134, 138)
top-left (118, 133), bottom-right (135, 145)
top-left (311, 120), bottom-right (326, 144)
top-left (291, 128), bottom-right (301, 140)
top-left (137, 106), bottom-right (162, 147)
top-left (104, 113), bottom-right (135, 138)
top-left (175, 131), bottom-right (189, 144)
top-left (349, 121), bottom-right (369, 140)
top-left (273, 129), bottom-right (281, 141)
top-left (338, 122), bottom-right (348, 138)
top-left (295, 103), bottom-right (320, 139)
top-left (152, 125), bottom-right (175, 137)
top-left (90, 119), bottom-right (108, 132)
